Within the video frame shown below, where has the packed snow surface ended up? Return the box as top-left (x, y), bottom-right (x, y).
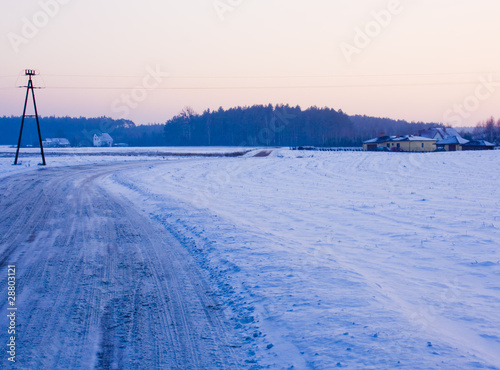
top-left (0, 146), bottom-right (252, 179)
top-left (108, 149), bottom-right (500, 369)
top-left (1, 148), bottom-right (499, 368)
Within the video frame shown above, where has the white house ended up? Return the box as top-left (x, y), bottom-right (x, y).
top-left (93, 133), bottom-right (114, 147)
top-left (42, 138), bottom-right (71, 148)
top-left (419, 127), bottom-right (462, 141)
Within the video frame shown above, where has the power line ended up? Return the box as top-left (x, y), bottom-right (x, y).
top-left (0, 71), bottom-right (496, 91)
top-left (1, 80), bottom-right (487, 90)
top-left (32, 71), bottom-right (500, 79)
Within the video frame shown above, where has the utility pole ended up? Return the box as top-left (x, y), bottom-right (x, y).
top-left (14, 69), bottom-right (46, 166)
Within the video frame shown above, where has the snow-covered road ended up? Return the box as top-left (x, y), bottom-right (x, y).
top-left (0, 162), bottom-right (248, 369)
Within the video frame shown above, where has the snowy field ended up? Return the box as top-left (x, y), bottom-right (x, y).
top-left (0, 146), bottom-right (253, 156)
top-left (0, 146), bottom-right (253, 180)
top-left (106, 149), bottom-right (500, 369)
top-left (1, 149), bottom-right (499, 368)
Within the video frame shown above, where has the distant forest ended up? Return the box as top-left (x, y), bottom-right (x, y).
top-left (2, 104), bottom-right (488, 147)
top-left (465, 117), bottom-right (500, 144)
top-left (0, 116), bottom-right (164, 147)
top-left (162, 105), bottom-right (442, 147)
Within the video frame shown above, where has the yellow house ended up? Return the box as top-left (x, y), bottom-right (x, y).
top-left (364, 135), bottom-right (436, 152)
top-left (388, 136), bottom-right (437, 152)
top-left (435, 136), bottom-right (469, 151)
top-left (363, 136), bottom-right (395, 151)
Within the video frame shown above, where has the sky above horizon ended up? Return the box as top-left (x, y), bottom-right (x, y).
top-left (1, 0), bottom-right (500, 126)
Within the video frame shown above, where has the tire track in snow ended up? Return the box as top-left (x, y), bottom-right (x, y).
top-left (0, 162), bottom-right (245, 369)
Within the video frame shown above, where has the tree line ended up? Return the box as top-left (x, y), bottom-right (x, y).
top-left (163, 105), bottom-right (442, 147)
top-left (5, 104), bottom-right (488, 148)
top-left (0, 116), bottom-right (164, 147)
top-left (462, 117), bottom-right (500, 144)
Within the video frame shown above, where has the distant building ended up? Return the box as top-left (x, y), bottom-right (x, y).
top-left (363, 136), bottom-right (396, 151)
top-left (419, 127), bottom-right (462, 141)
top-left (363, 135), bottom-right (436, 152)
top-left (42, 138), bottom-right (71, 148)
top-left (389, 136), bottom-right (437, 152)
top-left (435, 136), bottom-right (469, 151)
top-left (93, 133), bottom-right (114, 147)
top-left (462, 140), bottom-right (495, 151)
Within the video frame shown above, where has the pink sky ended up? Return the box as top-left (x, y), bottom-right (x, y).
top-left (1, 0), bottom-right (499, 126)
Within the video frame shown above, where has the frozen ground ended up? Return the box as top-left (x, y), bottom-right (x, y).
top-left (0, 146), bottom-right (253, 180)
top-left (1, 149), bottom-right (499, 369)
top-left (0, 146), bottom-right (253, 156)
top-left (0, 160), bottom-right (251, 369)
top-left (107, 150), bottom-right (500, 369)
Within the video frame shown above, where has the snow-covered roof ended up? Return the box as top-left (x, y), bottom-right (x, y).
top-left (364, 135), bottom-right (436, 144)
top-left (392, 135), bottom-right (436, 142)
top-left (436, 136), bottom-right (469, 145)
top-left (99, 133), bottom-right (113, 142)
top-left (419, 128), bottom-right (443, 139)
top-left (363, 136), bottom-right (395, 144)
top-left (463, 140), bottom-right (495, 147)
top-left (441, 127), bottom-right (461, 138)
top-left (419, 127), bottom-right (462, 140)
top-left (47, 138), bottom-right (70, 145)
top-left (43, 138), bottom-right (71, 146)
